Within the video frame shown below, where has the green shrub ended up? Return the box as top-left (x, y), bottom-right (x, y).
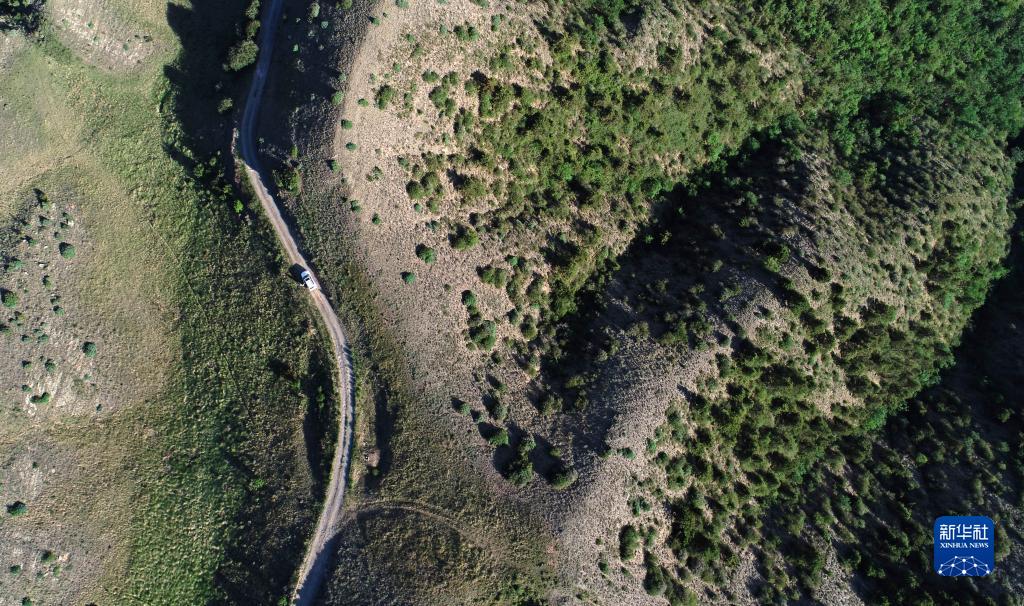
top-left (82, 341), bottom-right (97, 357)
top-left (29, 392), bottom-right (50, 405)
top-left (490, 398), bottom-right (509, 422)
top-left (469, 320), bottom-right (497, 349)
top-left (6, 502), bottom-right (27, 516)
top-left (406, 171), bottom-right (441, 200)
top-left (401, 271), bottom-right (416, 284)
top-left (345, 142), bottom-right (358, 151)
top-left (59, 242), bottom-right (76, 259)
top-left (415, 245), bottom-right (436, 264)
top-left (538, 393), bottom-right (562, 415)
top-left (761, 241), bottom-right (790, 273)
top-left (450, 225), bottom-right (479, 250)
top-left (619, 525), bottom-right (641, 560)
top-left (642, 555), bottom-right (668, 596)
top-left (478, 265), bottom-right (509, 288)
top-left (331, 91), bottom-right (344, 105)
top-left (226, 39), bottom-right (259, 71)
top-left (375, 85), bottom-right (397, 109)
top-left (520, 316), bottom-right (538, 340)
top-left (453, 23), bottom-right (479, 42)
top-left (341, 119), bottom-right (353, 129)
top-left (506, 436), bottom-right (535, 486)
top-left (487, 428), bottom-right (510, 447)
top-left (551, 468), bottom-right (578, 490)
top-left (406, 181), bottom-right (425, 199)
top-left (1, 290), bottom-right (16, 308)
top-left (457, 176), bottom-right (488, 202)
top-left (280, 168), bottom-right (301, 193)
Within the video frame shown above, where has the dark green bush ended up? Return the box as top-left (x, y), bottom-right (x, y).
top-left (550, 468), bottom-right (578, 490)
top-left (506, 436), bottom-right (535, 486)
top-left (619, 525), bottom-right (641, 560)
top-left (450, 225), bottom-right (479, 250)
top-left (226, 39), bottom-right (258, 71)
top-left (415, 244), bottom-right (436, 264)
top-left (375, 85), bottom-right (396, 109)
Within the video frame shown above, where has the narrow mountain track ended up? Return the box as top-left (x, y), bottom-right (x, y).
top-left (238, 1), bottom-right (355, 603)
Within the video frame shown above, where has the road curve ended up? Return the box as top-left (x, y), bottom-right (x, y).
top-left (238, 1), bottom-right (354, 604)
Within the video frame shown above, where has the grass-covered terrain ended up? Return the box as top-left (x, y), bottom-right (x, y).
top-left (0, 0), bottom-right (337, 604)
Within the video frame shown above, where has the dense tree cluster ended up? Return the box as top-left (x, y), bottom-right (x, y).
top-left (0, 0), bottom-right (43, 32)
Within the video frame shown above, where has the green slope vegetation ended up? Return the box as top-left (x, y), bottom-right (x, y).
top-left (329, 0), bottom-right (1023, 602)
top-left (760, 196), bottom-right (1024, 604)
top-left (392, 0), bottom-right (1023, 346)
top-left (603, 125), bottom-right (1015, 602)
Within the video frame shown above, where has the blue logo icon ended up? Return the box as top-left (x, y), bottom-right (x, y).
top-left (934, 516), bottom-right (995, 576)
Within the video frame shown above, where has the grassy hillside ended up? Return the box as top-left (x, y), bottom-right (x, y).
top-left (761, 180), bottom-right (1024, 604)
top-left (0, 1), bottom-right (337, 604)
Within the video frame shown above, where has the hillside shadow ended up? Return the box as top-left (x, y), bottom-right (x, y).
top-left (363, 358), bottom-right (396, 491)
top-left (547, 134), bottom-right (820, 464)
top-left (161, 1), bottom-right (335, 604)
top-left (163, 1), bottom-right (248, 163)
top-left (751, 144), bottom-right (1024, 604)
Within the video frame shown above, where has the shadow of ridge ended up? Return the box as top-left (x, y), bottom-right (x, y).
top-left (163, 1), bottom-right (248, 162)
top-left (752, 148), bottom-right (1024, 605)
top-left (544, 134), bottom-right (824, 476)
top-left (302, 344), bottom-right (338, 488)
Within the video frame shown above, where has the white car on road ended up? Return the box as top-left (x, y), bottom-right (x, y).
top-left (299, 269), bottom-right (319, 291)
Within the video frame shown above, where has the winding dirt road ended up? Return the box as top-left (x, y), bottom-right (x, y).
top-left (238, 1), bottom-right (354, 603)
